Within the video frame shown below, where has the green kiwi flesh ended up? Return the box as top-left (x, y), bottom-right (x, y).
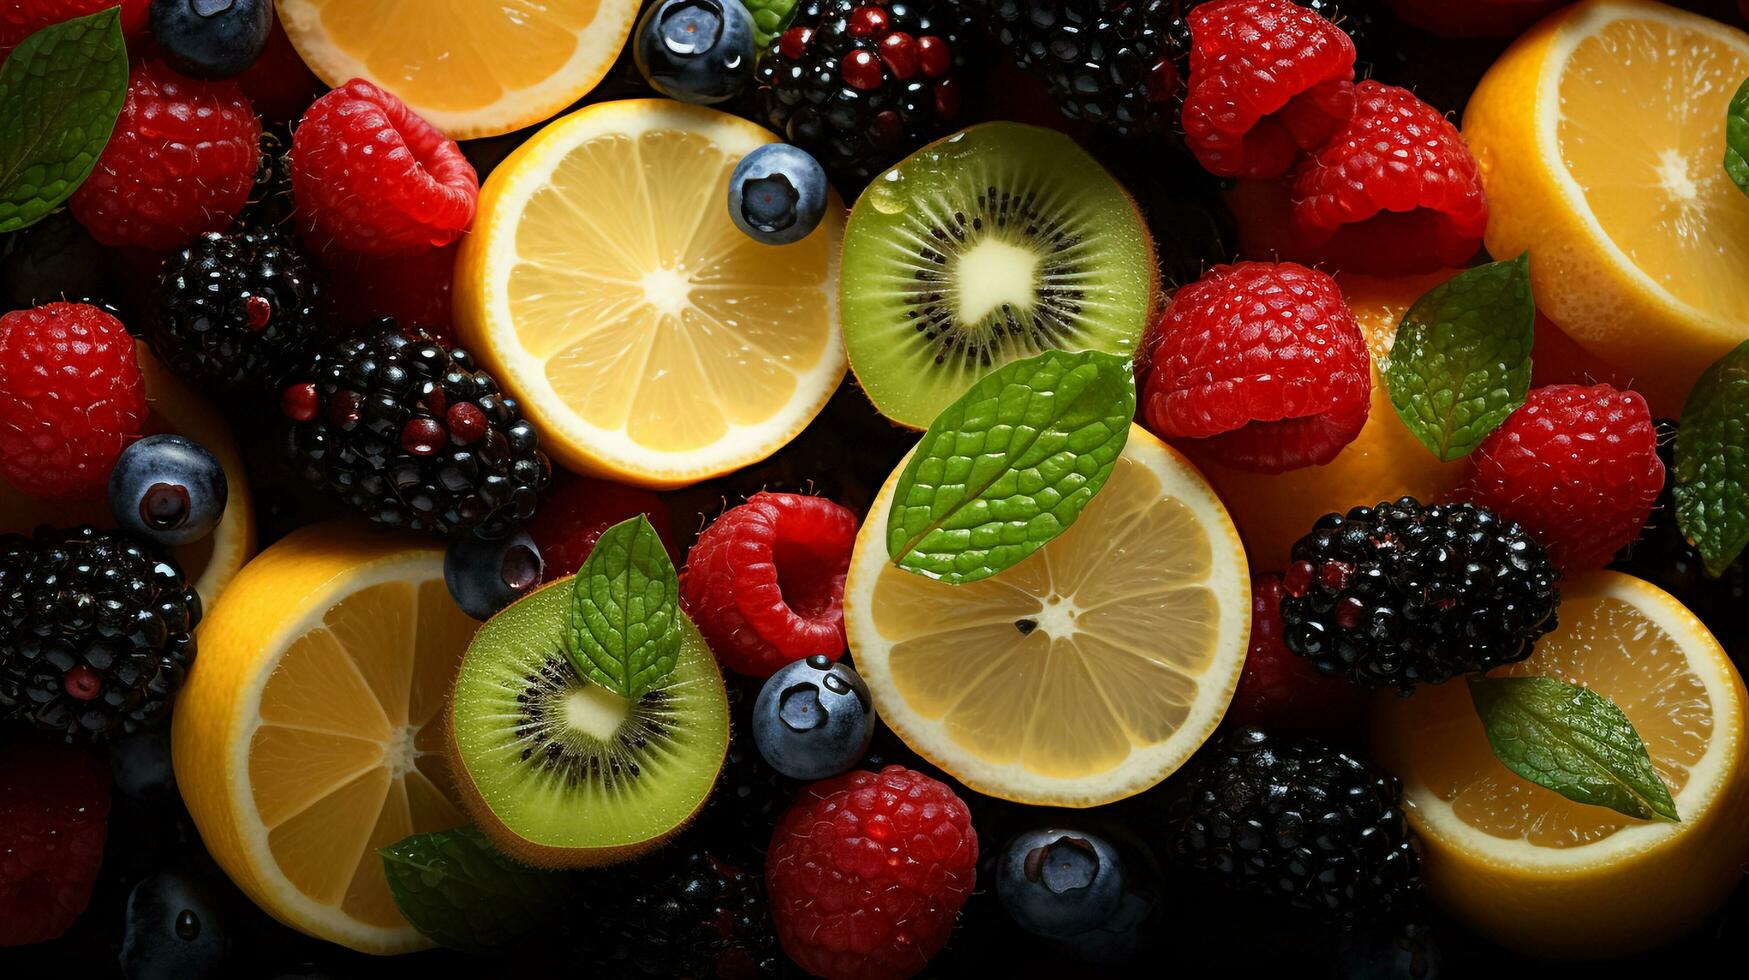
top-left (446, 577), bottom-right (729, 868)
top-left (840, 122), bottom-right (1159, 429)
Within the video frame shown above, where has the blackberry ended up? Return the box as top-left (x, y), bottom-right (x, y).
top-left (1278, 498), bottom-right (1559, 692)
top-left (279, 325), bottom-right (550, 537)
top-left (151, 223), bottom-right (321, 397)
top-left (752, 0), bottom-right (972, 188)
top-left (968, 0), bottom-right (1356, 137)
top-left (1166, 727), bottom-right (1423, 927)
top-left (0, 526), bottom-right (201, 741)
top-left (571, 846), bottom-right (781, 978)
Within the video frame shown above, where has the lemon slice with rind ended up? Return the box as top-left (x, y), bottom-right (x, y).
top-left (843, 424), bottom-right (1250, 806)
top-left (455, 99), bottom-right (845, 489)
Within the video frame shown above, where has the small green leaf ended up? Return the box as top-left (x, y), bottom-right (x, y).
top-left (380, 825), bottom-right (570, 952)
top-left (0, 8), bottom-right (128, 234)
top-left (1385, 255), bottom-right (1536, 462)
top-left (565, 515), bottom-right (683, 699)
top-left (1674, 338), bottom-right (1749, 576)
top-left (1468, 676), bottom-right (1678, 823)
top-left (740, 0), bottom-right (801, 50)
top-left (1726, 77), bottom-right (1749, 198)
top-left (885, 349), bottom-right (1135, 585)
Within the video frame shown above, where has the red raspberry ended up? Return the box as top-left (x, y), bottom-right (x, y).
top-left (528, 476), bottom-right (680, 580)
top-left (1182, 0), bottom-right (1358, 179)
top-left (235, 18), bottom-right (328, 124)
top-left (1228, 574), bottom-right (1363, 735)
top-left (0, 302), bottom-right (145, 500)
top-left (1290, 81), bottom-right (1487, 275)
top-left (0, 0), bottom-right (148, 62)
top-left (1142, 261), bottom-right (1371, 473)
top-left (1464, 383), bottom-right (1663, 571)
top-left (291, 79), bottom-right (479, 256)
top-left (680, 492), bottom-right (860, 678)
top-left (68, 58), bottom-right (259, 251)
top-left (321, 242), bottom-right (459, 346)
top-left (0, 738), bottom-right (111, 946)
top-left (1385, 0), bottom-right (1570, 39)
top-left (767, 766), bottom-right (977, 980)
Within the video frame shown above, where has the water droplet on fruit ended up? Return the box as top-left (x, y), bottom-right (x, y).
top-left (174, 909), bottom-right (200, 941)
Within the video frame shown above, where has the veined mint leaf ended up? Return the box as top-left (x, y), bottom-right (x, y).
top-left (0, 8), bottom-right (127, 234)
top-left (886, 349), bottom-right (1135, 585)
top-left (1385, 255), bottom-right (1535, 462)
top-left (1726, 77), bottom-right (1749, 198)
top-left (1469, 676), bottom-right (1678, 823)
top-left (1674, 338), bottom-right (1749, 576)
top-left (380, 825), bottom-right (569, 952)
top-left (565, 515), bottom-right (682, 699)
top-left (740, 0), bottom-right (800, 50)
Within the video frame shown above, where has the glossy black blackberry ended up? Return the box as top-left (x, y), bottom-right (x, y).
top-left (751, 0), bottom-right (972, 187)
top-left (151, 224), bottom-right (321, 397)
top-left (571, 847), bottom-right (781, 978)
top-left (1279, 498), bottom-right (1560, 692)
top-left (969, 0), bottom-right (1356, 137)
top-left (1166, 727), bottom-right (1422, 928)
top-left (1612, 420), bottom-right (1748, 666)
top-left (0, 526), bottom-right (201, 742)
top-left (279, 325), bottom-right (550, 537)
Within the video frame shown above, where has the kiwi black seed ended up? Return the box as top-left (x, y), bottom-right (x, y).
top-left (446, 578), bottom-right (730, 869)
top-left (840, 122), bottom-right (1160, 428)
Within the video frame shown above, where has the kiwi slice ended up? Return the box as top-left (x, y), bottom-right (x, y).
top-left (446, 577), bottom-right (729, 869)
top-left (840, 122), bottom-right (1159, 428)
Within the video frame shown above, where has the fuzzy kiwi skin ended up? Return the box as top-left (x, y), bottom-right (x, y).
top-left (841, 123), bottom-right (1163, 431)
top-left (443, 576), bottom-right (730, 870)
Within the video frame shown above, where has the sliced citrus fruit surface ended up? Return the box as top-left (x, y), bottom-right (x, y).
top-left (455, 99), bottom-right (845, 489)
top-left (1191, 272), bottom-right (1470, 564)
top-left (843, 424), bottom-right (1250, 807)
top-left (0, 343), bottom-right (255, 611)
top-left (172, 524), bottom-right (476, 953)
top-left (277, 0), bottom-right (640, 139)
top-left (1375, 571), bottom-right (1749, 959)
top-left (1464, 0), bottom-right (1749, 412)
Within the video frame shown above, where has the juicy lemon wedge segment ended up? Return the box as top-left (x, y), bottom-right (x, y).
top-left (277, 0), bottom-right (639, 139)
top-left (1464, 0), bottom-right (1749, 412)
top-left (844, 425), bottom-right (1250, 807)
top-left (172, 525), bottom-right (475, 953)
top-left (1375, 571), bottom-right (1749, 959)
top-left (455, 99), bottom-right (845, 488)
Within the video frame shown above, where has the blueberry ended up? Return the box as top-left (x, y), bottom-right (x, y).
top-left (445, 529), bottom-right (543, 621)
top-left (995, 829), bottom-right (1125, 940)
top-left (150, 0), bottom-right (273, 79)
top-left (751, 655), bottom-right (876, 779)
top-left (108, 434), bottom-right (229, 547)
top-left (633, 0), bottom-right (757, 105)
top-left (728, 144), bottom-right (830, 246)
top-left (110, 730), bottom-right (178, 805)
top-left (120, 869), bottom-right (233, 980)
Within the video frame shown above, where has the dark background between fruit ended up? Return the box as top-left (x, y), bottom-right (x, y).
top-left (4, 1), bottom-right (1748, 977)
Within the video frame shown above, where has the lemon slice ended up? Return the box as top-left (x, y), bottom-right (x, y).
top-left (843, 424), bottom-right (1250, 807)
top-left (277, 0), bottom-right (640, 139)
top-left (172, 524), bottom-right (476, 953)
top-left (1464, 0), bottom-right (1749, 412)
top-left (0, 344), bottom-right (255, 611)
top-left (1375, 571), bottom-right (1749, 959)
top-left (455, 99), bottom-right (845, 489)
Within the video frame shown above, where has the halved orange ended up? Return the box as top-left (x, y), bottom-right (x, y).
top-left (172, 524), bottom-right (476, 953)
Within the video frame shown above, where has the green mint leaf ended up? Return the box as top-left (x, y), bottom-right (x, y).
top-left (1673, 338), bottom-right (1749, 576)
top-left (380, 825), bottom-right (570, 952)
top-left (565, 515), bottom-right (682, 699)
top-left (886, 349), bottom-right (1135, 585)
top-left (1385, 255), bottom-right (1535, 462)
top-left (1727, 77), bottom-right (1749, 198)
top-left (1468, 676), bottom-right (1679, 823)
top-left (741, 0), bottom-right (801, 50)
top-left (0, 8), bottom-right (127, 234)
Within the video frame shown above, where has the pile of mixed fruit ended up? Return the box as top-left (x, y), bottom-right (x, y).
top-left (6, 0), bottom-right (1749, 976)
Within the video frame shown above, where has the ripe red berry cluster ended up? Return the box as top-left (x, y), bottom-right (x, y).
top-left (779, 4), bottom-right (960, 119)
